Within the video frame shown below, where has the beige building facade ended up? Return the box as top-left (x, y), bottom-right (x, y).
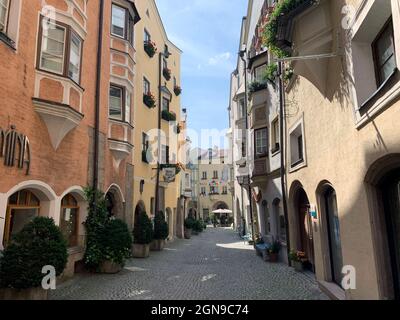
top-left (132, 0), bottom-right (186, 240)
top-left (267, 0), bottom-right (400, 300)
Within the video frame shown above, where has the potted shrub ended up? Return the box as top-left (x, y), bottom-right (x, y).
top-left (192, 220), bottom-right (203, 235)
top-left (268, 240), bottom-right (281, 263)
top-left (174, 86), bottom-right (182, 96)
top-left (151, 211), bottom-right (169, 251)
top-left (289, 250), bottom-right (306, 272)
top-left (98, 219), bottom-right (132, 274)
top-left (144, 40), bottom-right (157, 58)
top-left (0, 217), bottom-right (68, 300)
top-left (184, 217), bottom-right (195, 239)
top-left (132, 211), bottom-right (153, 258)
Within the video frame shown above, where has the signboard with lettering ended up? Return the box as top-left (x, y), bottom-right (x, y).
top-left (163, 167), bottom-right (176, 183)
top-left (0, 125), bottom-right (30, 175)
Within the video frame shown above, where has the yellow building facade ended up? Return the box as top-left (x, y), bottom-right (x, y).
top-left (133, 0), bottom-right (184, 240)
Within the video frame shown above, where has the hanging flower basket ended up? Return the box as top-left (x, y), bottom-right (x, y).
top-left (174, 86), bottom-right (182, 96)
top-left (163, 68), bottom-right (171, 81)
top-left (144, 41), bottom-right (157, 58)
top-left (143, 92), bottom-right (156, 109)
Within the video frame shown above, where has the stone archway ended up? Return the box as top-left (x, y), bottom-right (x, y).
top-left (365, 154), bottom-right (400, 299)
top-left (289, 181), bottom-right (315, 272)
top-left (105, 184), bottom-right (125, 221)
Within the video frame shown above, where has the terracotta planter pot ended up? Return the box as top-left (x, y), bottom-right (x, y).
top-left (269, 253), bottom-right (279, 263)
top-left (184, 228), bottom-right (192, 239)
top-left (0, 287), bottom-right (48, 300)
top-left (132, 243), bottom-right (150, 258)
top-left (293, 260), bottom-right (304, 272)
top-left (150, 239), bottom-right (166, 251)
top-left (99, 260), bottom-right (123, 274)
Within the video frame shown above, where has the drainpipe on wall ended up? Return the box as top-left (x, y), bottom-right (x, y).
top-left (278, 61), bottom-right (291, 264)
top-left (93, 0), bottom-right (104, 200)
top-left (154, 52), bottom-right (163, 217)
top-left (239, 50), bottom-right (255, 245)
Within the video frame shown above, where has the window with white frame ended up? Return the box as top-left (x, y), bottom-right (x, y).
top-left (238, 98), bottom-right (246, 119)
top-left (144, 29), bottom-right (151, 43)
top-left (38, 18), bottom-right (83, 83)
top-left (271, 117), bottom-right (280, 152)
top-left (255, 127), bottom-right (268, 158)
top-left (253, 64), bottom-right (266, 83)
top-left (111, 4), bottom-right (126, 38)
top-left (143, 77), bottom-right (150, 94)
top-left (289, 121), bottom-right (305, 168)
top-left (351, 1), bottom-right (398, 114)
top-left (0, 0), bottom-right (9, 33)
top-left (109, 85), bottom-right (123, 120)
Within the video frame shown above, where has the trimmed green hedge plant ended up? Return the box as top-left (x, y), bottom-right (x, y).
top-left (0, 217), bottom-right (68, 289)
top-left (133, 212), bottom-right (154, 245)
top-left (154, 211), bottom-right (169, 240)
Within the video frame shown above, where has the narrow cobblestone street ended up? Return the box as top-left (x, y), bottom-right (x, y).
top-left (50, 228), bottom-right (328, 300)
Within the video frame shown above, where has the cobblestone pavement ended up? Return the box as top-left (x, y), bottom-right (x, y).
top-left (50, 227), bottom-right (328, 300)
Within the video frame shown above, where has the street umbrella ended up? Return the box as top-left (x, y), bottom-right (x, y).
top-left (212, 209), bottom-right (233, 214)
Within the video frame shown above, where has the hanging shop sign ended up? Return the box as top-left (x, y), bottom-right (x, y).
top-left (163, 167), bottom-right (177, 183)
top-left (0, 125), bottom-right (31, 175)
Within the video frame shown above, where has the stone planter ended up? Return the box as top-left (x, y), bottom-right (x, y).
top-left (293, 260), bottom-right (304, 272)
top-left (132, 243), bottom-right (150, 258)
top-left (269, 253), bottom-right (279, 263)
top-left (150, 239), bottom-right (166, 251)
top-left (0, 287), bottom-right (48, 300)
top-left (99, 260), bottom-right (123, 274)
top-left (184, 228), bottom-right (192, 239)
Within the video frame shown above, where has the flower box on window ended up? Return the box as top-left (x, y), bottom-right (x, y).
top-left (144, 40), bottom-right (157, 58)
top-left (163, 68), bottom-right (171, 81)
top-left (161, 110), bottom-right (177, 122)
top-left (143, 92), bottom-right (156, 109)
top-left (174, 86), bottom-right (182, 96)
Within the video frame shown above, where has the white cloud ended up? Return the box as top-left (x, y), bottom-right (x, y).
top-left (208, 52), bottom-right (231, 66)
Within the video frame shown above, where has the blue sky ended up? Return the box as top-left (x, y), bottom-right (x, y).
top-left (156, 0), bottom-right (248, 148)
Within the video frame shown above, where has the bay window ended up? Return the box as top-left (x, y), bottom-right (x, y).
top-left (255, 127), bottom-right (268, 158)
top-left (38, 18), bottom-right (83, 83)
top-left (125, 91), bottom-right (131, 123)
top-left (0, 0), bottom-right (9, 33)
top-left (271, 118), bottom-right (280, 152)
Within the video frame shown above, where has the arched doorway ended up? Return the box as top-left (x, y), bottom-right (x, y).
top-left (212, 201), bottom-right (230, 225)
top-left (105, 185), bottom-right (124, 220)
top-left (318, 184), bottom-right (343, 286)
top-left (293, 186), bottom-right (315, 272)
top-left (365, 154), bottom-right (400, 299)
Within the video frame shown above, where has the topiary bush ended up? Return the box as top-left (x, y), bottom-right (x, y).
top-left (133, 212), bottom-right (154, 244)
top-left (184, 216), bottom-right (195, 230)
top-left (192, 220), bottom-right (204, 233)
top-left (99, 219), bottom-right (132, 265)
top-left (0, 217), bottom-right (68, 289)
top-left (153, 211), bottom-right (169, 240)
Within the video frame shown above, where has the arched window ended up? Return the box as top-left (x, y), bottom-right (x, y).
top-left (60, 194), bottom-right (79, 247)
top-left (4, 190), bottom-right (40, 246)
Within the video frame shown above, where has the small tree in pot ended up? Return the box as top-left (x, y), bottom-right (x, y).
top-left (151, 211), bottom-right (169, 251)
top-left (0, 217), bottom-right (68, 300)
top-left (98, 219), bottom-right (132, 274)
top-left (132, 212), bottom-right (153, 258)
top-left (184, 217), bottom-right (195, 239)
top-left (268, 240), bottom-right (281, 263)
top-left (192, 220), bottom-right (203, 235)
